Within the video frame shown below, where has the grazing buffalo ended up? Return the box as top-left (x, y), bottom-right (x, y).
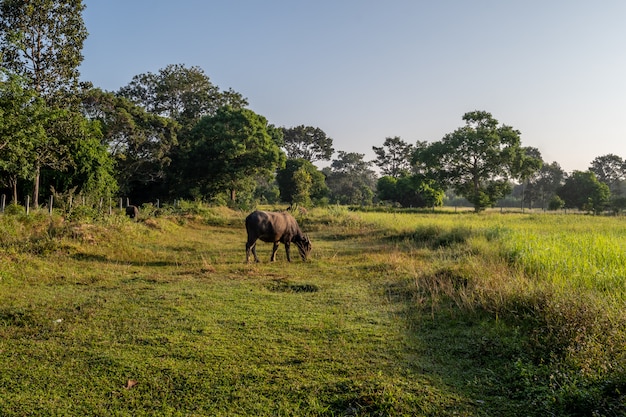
top-left (126, 205), bottom-right (139, 220)
top-left (245, 210), bottom-right (312, 263)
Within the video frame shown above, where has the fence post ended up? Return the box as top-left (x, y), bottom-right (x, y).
top-left (119, 198), bottom-right (122, 210)
top-left (1, 194), bottom-right (5, 213)
top-left (25, 196), bottom-right (30, 215)
top-left (49, 195), bottom-right (53, 215)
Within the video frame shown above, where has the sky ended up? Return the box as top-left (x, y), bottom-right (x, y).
top-left (79, 0), bottom-right (626, 173)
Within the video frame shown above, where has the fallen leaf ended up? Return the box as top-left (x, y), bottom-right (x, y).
top-left (124, 379), bottom-right (138, 389)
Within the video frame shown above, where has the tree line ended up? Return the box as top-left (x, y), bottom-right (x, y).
top-left (1, 0), bottom-right (623, 214)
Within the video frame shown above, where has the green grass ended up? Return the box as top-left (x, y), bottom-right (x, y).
top-left (0, 208), bottom-right (624, 416)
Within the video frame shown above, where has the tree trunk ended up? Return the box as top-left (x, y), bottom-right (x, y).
top-left (230, 188), bottom-right (236, 202)
top-left (9, 176), bottom-right (18, 204)
top-left (32, 165), bottom-right (40, 209)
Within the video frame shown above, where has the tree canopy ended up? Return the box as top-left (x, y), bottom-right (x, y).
top-left (184, 107), bottom-right (286, 202)
top-left (372, 136), bottom-right (414, 178)
top-left (281, 125), bottom-right (334, 162)
top-left (419, 111), bottom-right (525, 211)
top-left (0, 0), bottom-right (87, 100)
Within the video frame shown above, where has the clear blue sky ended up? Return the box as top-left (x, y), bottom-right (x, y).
top-left (79, 0), bottom-right (626, 173)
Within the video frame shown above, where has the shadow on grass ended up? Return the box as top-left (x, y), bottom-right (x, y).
top-left (382, 278), bottom-right (532, 416)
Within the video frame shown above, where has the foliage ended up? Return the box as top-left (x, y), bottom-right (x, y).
top-left (525, 161), bottom-right (566, 210)
top-left (117, 63), bottom-right (248, 130)
top-left (0, 72), bottom-right (42, 202)
top-left (324, 151), bottom-right (377, 205)
top-left (281, 125), bottom-right (334, 162)
top-left (557, 170), bottom-right (610, 213)
top-left (589, 153), bottom-right (624, 195)
top-left (275, 158), bottom-right (328, 205)
top-left (0, 0), bottom-right (87, 100)
top-left (43, 109), bottom-right (118, 197)
top-left (376, 174), bottom-right (444, 208)
top-left (80, 88), bottom-right (178, 200)
top-left (184, 106), bottom-right (286, 202)
top-left (372, 136), bottom-right (414, 178)
top-left (419, 111), bottom-right (524, 211)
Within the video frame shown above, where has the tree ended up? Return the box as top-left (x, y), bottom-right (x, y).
top-left (525, 161), bottom-right (566, 210)
top-left (1, 0), bottom-right (88, 207)
top-left (281, 125), bottom-right (334, 162)
top-left (557, 170), bottom-right (610, 214)
top-left (81, 88), bottom-right (178, 201)
top-left (0, 72), bottom-right (42, 202)
top-left (589, 154), bottom-right (624, 196)
top-left (185, 106), bottom-right (285, 202)
top-left (419, 111), bottom-right (523, 212)
top-left (43, 110), bottom-right (117, 197)
top-left (0, 0), bottom-right (87, 100)
top-left (118, 64), bottom-right (247, 130)
top-left (276, 158), bottom-right (328, 205)
top-left (372, 136), bottom-right (414, 178)
top-left (376, 174), bottom-right (443, 208)
top-left (513, 146), bottom-right (543, 210)
top-left (324, 151), bottom-right (377, 205)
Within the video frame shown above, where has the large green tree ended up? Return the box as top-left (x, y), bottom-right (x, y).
top-left (185, 106), bottom-right (285, 202)
top-left (419, 111), bottom-right (523, 211)
top-left (81, 88), bottom-right (178, 200)
top-left (118, 64), bottom-right (248, 130)
top-left (558, 170), bottom-right (610, 214)
top-left (276, 158), bottom-right (329, 205)
top-left (0, 72), bottom-right (42, 202)
top-left (281, 125), bottom-right (334, 162)
top-left (372, 136), bottom-right (414, 178)
top-left (377, 174), bottom-right (443, 208)
top-left (1, 0), bottom-right (88, 207)
top-left (0, 0), bottom-right (87, 100)
top-left (589, 154), bottom-right (624, 196)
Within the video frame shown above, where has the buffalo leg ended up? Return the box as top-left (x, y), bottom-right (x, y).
top-left (246, 239), bottom-right (259, 263)
top-left (270, 242), bottom-right (280, 262)
top-left (284, 242), bottom-right (292, 262)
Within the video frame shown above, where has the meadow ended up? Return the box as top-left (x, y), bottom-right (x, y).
top-left (0, 205), bottom-right (624, 416)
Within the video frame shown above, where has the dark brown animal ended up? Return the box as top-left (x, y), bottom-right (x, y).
top-left (126, 205), bottom-right (139, 220)
top-left (245, 210), bottom-right (312, 263)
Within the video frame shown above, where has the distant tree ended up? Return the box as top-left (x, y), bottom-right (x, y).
top-left (376, 174), bottom-right (443, 208)
top-left (525, 161), bottom-right (566, 210)
top-left (276, 158), bottom-right (328, 205)
top-left (185, 107), bottom-right (285, 202)
top-left (281, 125), bottom-right (334, 162)
top-left (372, 136), bottom-right (414, 178)
top-left (0, 0), bottom-right (87, 101)
top-left (513, 146), bottom-right (543, 209)
top-left (589, 154), bottom-right (624, 196)
top-left (418, 111), bottom-right (523, 212)
top-left (324, 151), bottom-right (377, 205)
top-left (81, 88), bottom-right (178, 200)
top-left (557, 170), bottom-right (610, 214)
top-left (118, 64), bottom-right (247, 130)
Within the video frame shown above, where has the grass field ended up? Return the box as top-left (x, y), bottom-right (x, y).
top-left (0, 206), bottom-right (624, 416)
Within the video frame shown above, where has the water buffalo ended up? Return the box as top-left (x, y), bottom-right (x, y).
top-left (245, 210), bottom-right (312, 263)
top-left (126, 205), bottom-right (139, 220)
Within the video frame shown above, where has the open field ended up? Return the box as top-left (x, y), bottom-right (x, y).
top-left (0, 207), bottom-right (624, 416)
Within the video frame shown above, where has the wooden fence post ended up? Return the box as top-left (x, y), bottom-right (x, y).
top-left (1, 194), bottom-right (5, 213)
top-left (25, 196), bottom-right (30, 215)
top-left (49, 195), bottom-right (53, 215)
